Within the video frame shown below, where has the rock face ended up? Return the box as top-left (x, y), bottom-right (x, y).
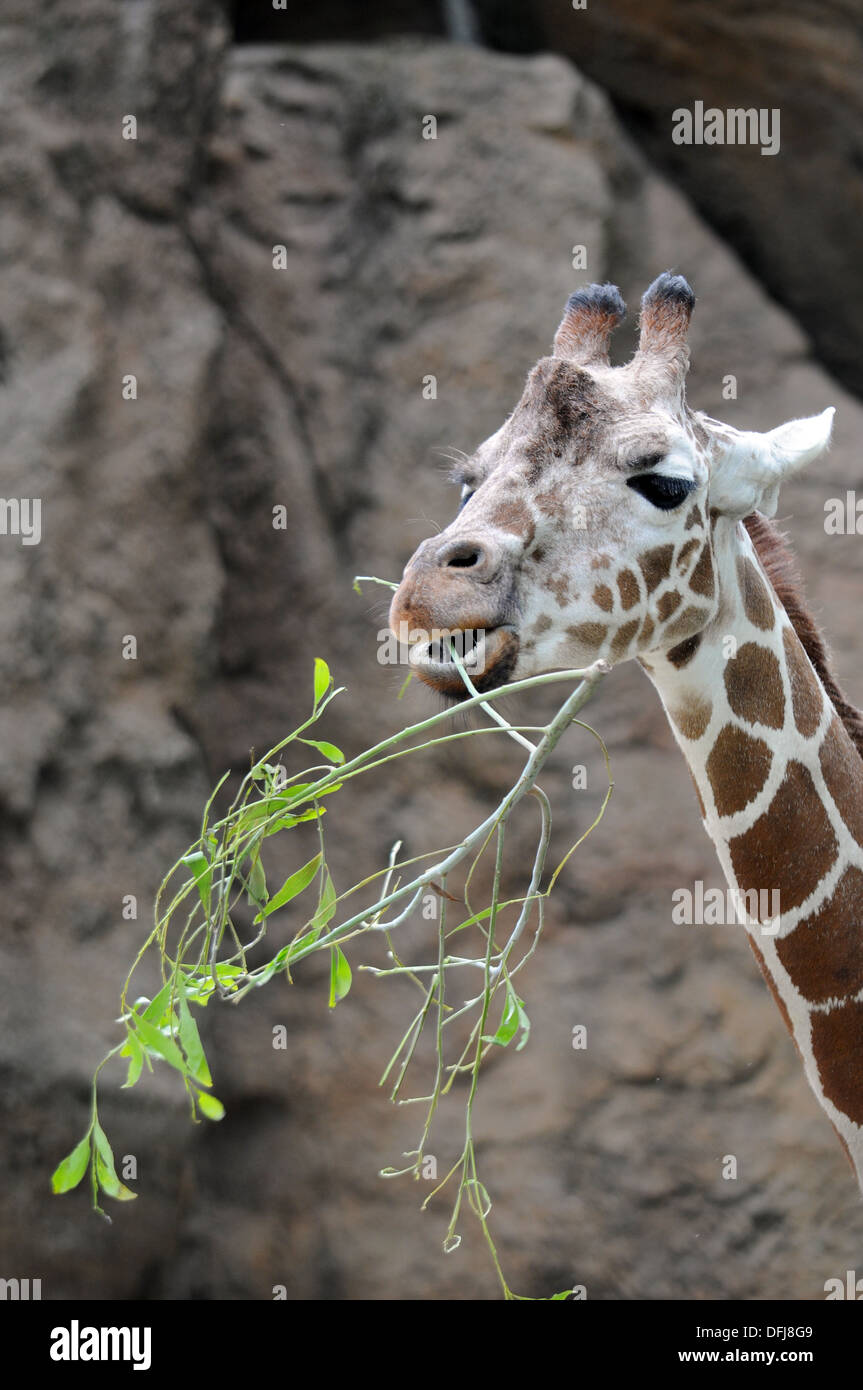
top-left (2, 12), bottom-right (863, 1299)
top-left (473, 0), bottom-right (863, 404)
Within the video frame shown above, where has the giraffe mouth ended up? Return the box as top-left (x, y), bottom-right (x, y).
top-left (407, 625), bottom-right (520, 697)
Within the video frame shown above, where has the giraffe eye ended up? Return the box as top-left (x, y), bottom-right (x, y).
top-left (458, 485), bottom-right (475, 512)
top-left (627, 473), bottom-right (695, 511)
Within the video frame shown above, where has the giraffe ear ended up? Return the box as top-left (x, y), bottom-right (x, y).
top-left (708, 407), bottom-right (835, 518)
top-left (553, 283), bottom-right (626, 365)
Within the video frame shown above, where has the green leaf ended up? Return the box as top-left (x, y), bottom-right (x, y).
top-left (180, 975), bottom-right (215, 1006)
top-left (250, 762), bottom-right (279, 782)
top-left (236, 797), bottom-right (290, 829)
top-left (181, 962), bottom-right (244, 1006)
top-left (177, 994), bottom-right (213, 1086)
top-left (197, 1092), bottom-right (225, 1122)
top-left (270, 806), bottom-right (328, 832)
top-left (246, 850), bottom-right (267, 906)
top-left (92, 1120), bottom-right (115, 1171)
top-left (236, 797), bottom-right (332, 836)
top-left (485, 986), bottom-right (531, 1051)
top-left (309, 867), bottom-right (337, 940)
top-left (121, 1032), bottom-right (144, 1089)
top-left (254, 852), bottom-right (321, 923)
top-left (313, 658), bottom-right (331, 706)
top-left (298, 738), bottom-right (345, 765)
top-left (328, 946), bottom-right (352, 1007)
top-left (51, 1133), bottom-right (92, 1194)
top-left (489, 989), bottom-right (520, 1047)
top-left (133, 1015), bottom-right (188, 1074)
top-left (180, 850), bottom-right (211, 912)
top-left (141, 979), bottom-right (174, 1026)
top-left (269, 781), bottom-right (342, 807)
top-left (95, 1155), bottom-right (137, 1202)
top-left (513, 995), bottom-right (531, 1052)
top-left (93, 1121), bottom-right (136, 1198)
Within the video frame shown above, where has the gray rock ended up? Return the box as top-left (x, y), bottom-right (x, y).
top-left (477, 0), bottom-right (863, 402)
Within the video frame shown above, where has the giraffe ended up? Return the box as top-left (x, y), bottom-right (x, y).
top-left (389, 272), bottom-right (863, 1188)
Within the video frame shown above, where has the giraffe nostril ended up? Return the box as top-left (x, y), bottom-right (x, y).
top-left (439, 539), bottom-right (485, 570)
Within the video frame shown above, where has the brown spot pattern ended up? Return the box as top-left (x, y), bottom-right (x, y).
top-left (592, 584), bottom-right (613, 612)
top-left (667, 634), bottom-right (701, 667)
top-left (819, 716), bottom-right (863, 849)
top-left (684, 505), bottom-right (703, 531)
top-left (488, 499), bottom-right (535, 542)
top-left (544, 572), bottom-right (571, 608)
top-left (617, 568), bottom-right (640, 610)
top-left (523, 360), bottom-right (599, 442)
top-left (736, 555), bottom-right (774, 631)
top-left (670, 695), bottom-right (713, 741)
top-left (689, 544), bottom-right (715, 598)
top-left (664, 604), bottom-right (709, 644)
top-left (724, 643), bottom-right (785, 729)
top-left (640, 615), bottom-right (655, 648)
top-left (676, 537), bottom-right (700, 572)
top-left (534, 488), bottom-right (564, 520)
top-left (531, 614), bottom-right (553, 636)
top-left (705, 725), bottom-right (772, 816)
top-left (639, 544), bottom-right (674, 594)
top-left (729, 761), bottom-right (837, 913)
top-left (783, 627), bottom-right (823, 737)
top-left (567, 622), bottom-right (607, 648)
top-left (811, 999), bottom-right (863, 1125)
top-left (776, 866), bottom-right (863, 1004)
top-left (657, 591), bottom-right (682, 622)
top-left (591, 554), bottom-right (611, 570)
top-left (523, 449), bottom-right (546, 485)
top-left (744, 510), bottom-right (863, 757)
top-left (610, 619), bottom-right (639, 661)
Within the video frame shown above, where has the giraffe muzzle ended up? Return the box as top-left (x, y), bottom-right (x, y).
top-left (389, 532), bottom-right (521, 694)
top-left (405, 624), bottom-right (520, 696)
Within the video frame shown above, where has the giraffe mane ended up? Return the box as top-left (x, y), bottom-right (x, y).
top-left (744, 510), bottom-right (863, 758)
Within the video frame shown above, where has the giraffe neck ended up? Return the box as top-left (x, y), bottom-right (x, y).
top-left (642, 516), bottom-right (863, 1185)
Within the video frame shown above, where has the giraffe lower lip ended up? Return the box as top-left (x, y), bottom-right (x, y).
top-left (407, 626), bottom-right (520, 695)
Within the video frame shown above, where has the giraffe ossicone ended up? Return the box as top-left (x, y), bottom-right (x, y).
top-left (390, 272), bottom-right (863, 1190)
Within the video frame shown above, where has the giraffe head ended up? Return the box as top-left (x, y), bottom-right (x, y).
top-left (390, 272), bottom-right (834, 694)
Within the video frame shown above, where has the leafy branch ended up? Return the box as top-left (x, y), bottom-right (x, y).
top-left (52, 627), bottom-right (612, 1299)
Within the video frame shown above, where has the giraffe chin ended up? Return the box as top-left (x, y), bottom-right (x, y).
top-left (407, 626), bottom-right (520, 698)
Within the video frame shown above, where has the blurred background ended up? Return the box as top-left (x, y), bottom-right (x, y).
top-left (2, 0), bottom-right (863, 1300)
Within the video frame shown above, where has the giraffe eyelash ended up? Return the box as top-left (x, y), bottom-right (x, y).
top-left (448, 462), bottom-right (476, 488)
top-left (627, 473), bottom-right (696, 510)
